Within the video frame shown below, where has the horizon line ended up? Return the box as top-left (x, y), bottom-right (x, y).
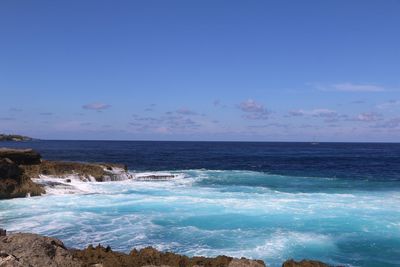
top-left (11, 138), bottom-right (400, 144)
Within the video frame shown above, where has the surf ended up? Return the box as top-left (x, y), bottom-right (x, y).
top-left (1, 169), bottom-right (399, 266)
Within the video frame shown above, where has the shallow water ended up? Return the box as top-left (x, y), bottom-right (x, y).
top-left (1, 141), bottom-right (400, 266)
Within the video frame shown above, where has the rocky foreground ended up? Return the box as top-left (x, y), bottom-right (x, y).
top-left (0, 231), bottom-right (330, 267)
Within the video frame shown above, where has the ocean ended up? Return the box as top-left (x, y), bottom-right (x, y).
top-left (1, 141), bottom-right (399, 266)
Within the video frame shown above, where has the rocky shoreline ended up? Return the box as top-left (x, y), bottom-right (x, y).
top-left (0, 148), bottom-right (133, 199)
top-left (0, 148), bottom-right (186, 199)
top-left (0, 148), bottom-right (333, 267)
top-left (0, 231), bottom-right (330, 267)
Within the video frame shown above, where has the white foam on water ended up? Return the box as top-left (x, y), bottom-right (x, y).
top-left (132, 171), bottom-right (186, 181)
top-left (35, 175), bottom-right (99, 195)
top-left (103, 166), bottom-right (134, 181)
top-left (183, 230), bottom-right (336, 266)
top-left (1, 169), bottom-right (400, 267)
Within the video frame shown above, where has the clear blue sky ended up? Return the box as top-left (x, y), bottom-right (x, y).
top-left (1, 0), bottom-right (399, 141)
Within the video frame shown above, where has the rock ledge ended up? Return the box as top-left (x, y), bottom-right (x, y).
top-left (0, 232), bottom-right (268, 267)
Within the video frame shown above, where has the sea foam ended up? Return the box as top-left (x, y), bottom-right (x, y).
top-left (1, 169), bottom-right (400, 267)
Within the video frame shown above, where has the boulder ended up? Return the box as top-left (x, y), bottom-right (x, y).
top-left (0, 158), bottom-right (44, 199)
top-left (0, 149), bottom-right (41, 165)
top-left (0, 233), bottom-right (82, 267)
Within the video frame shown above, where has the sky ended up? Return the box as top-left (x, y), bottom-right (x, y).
top-left (1, 0), bottom-right (399, 142)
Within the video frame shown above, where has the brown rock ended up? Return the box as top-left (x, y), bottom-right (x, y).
top-left (0, 148), bottom-right (41, 165)
top-left (229, 258), bottom-right (265, 267)
top-left (0, 251), bottom-right (23, 267)
top-left (282, 259), bottom-right (330, 267)
top-left (0, 159), bottom-right (22, 180)
top-left (73, 245), bottom-right (266, 267)
top-left (22, 160), bottom-right (129, 182)
top-left (0, 233), bottom-right (82, 267)
top-left (0, 158), bottom-right (44, 199)
top-left (2, 233), bottom-right (336, 267)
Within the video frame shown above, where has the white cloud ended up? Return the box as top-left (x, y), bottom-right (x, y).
top-left (373, 117), bottom-right (400, 129)
top-left (176, 108), bottom-right (198, 116)
top-left (353, 112), bottom-right (382, 122)
top-left (289, 109), bottom-right (337, 118)
top-left (238, 99), bottom-right (269, 120)
top-left (377, 100), bottom-right (400, 109)
top-left (333, 83), bottom-right (384, 92)
top-left (239, 99), bottom-right (265, 113)
top-left (82, 103), bottom-right (111, 111)
top-left (316, 82), bottom-right (385, 92)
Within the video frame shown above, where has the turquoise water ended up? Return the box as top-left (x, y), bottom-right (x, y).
top-left (1, 170), bottom-right (399, 267)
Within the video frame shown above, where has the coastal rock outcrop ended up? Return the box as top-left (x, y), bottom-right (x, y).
top-left (0, 233), bottom-right (82, 267)
top-left (0, 147), bottom-right (133, 199)
top-left (282, 259), bottom-right (330, 267)
top-left (74, 245), bottom-right (266, 267)
top-left (0, 232), bottom-right (267, 267)
top-left (0, 155), bottom-right (44, 199)
top-left (0, 148), bottom-right (41, 165)
top-left (22, 160), bottom-right (130, 182)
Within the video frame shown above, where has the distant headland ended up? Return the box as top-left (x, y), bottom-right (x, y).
top-left (0, 134), bottom-right (33, 142)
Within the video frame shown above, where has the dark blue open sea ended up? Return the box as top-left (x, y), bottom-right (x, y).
top-left (1, 141), bottom-right (400, 266)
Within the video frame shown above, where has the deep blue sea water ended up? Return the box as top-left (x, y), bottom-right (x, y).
top-left (1, 141), bottom-right (400, 266)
